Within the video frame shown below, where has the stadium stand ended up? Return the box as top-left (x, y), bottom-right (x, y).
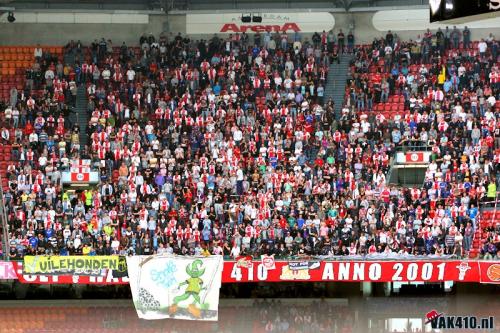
top-left (0, 300), bottom-right (354, 333)
top-left (0, 27), bottom-right (499, 260)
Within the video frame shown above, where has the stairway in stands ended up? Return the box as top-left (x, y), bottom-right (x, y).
top-left (63, 49), bottom-right (76, 67)
top-left (72, 85), bottom-right (89, 147)
top-left (470, 208), bottom-right (500, 258)
top-left (324, 54), bottom-right (353, 118)
top-left (0, 145), bottom-right (11, 192)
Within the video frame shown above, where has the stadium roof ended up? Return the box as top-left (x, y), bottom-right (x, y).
top-left (5, 0), bottom-right (428, 11)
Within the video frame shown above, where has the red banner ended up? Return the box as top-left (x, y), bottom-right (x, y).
top-left (70, 172), bottom-right (90, 182)
top-left (478, 262), bottom-right (500, 284)
top-left (12, 260), bottom-right (500, 285)
top-left (0, 261), bottom-right (17, 279)
top-left (223, 260), bottom-right (482, 283)
top-left (405, 152), bottom-right (425, 163)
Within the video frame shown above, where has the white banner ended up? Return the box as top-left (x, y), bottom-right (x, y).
top-left (127, 255), bottom-right (224, 321)
top-left (186, 12), bottom-right (335, 34)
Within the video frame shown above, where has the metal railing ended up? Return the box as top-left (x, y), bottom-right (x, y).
top-left (492, 196), bottom-right (498, 227)
top-left (394, 142), bottom-right (432, 152)
top-left (478, 191), bottom-right (500, 209)
top-left (0, 174), bottom-right (10, 261)
top-left (474, 191), bottom-right (500, 256)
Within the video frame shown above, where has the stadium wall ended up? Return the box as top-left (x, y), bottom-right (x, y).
top-left (0, 11), bottom-right (166, 45)
top-left (169, 10), bottom-right (499, 42)
top-left (0, 9), bottom-right (498, 46)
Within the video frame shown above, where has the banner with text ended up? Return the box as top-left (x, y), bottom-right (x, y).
top-left (127, 255), bottom-right (224, 321)
top-left (23, 256), bottom-right (127, 276)
top-left (186, 12), bottom-right (335, 35)
top-left (0, 261), bottom-right (17, 279)
top-left (13, 261), bottom-right (128, 284)
top-left (10, 259), bottom-right (500, 285)
top-left (223, 260), bottom-right (481, 283)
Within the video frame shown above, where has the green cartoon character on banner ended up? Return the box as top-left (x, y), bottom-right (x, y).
top-left (169, 259), bottom-right (209, 318)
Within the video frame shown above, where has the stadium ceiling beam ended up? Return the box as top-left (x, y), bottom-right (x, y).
top-left (0, 5), bottom-right (14, 13)
top-left (164, 0), bottom-right (183, 12)
top-left (334, 0), bottom-right (352, 11)
top-left (0, 0), bottom-right (14, 12)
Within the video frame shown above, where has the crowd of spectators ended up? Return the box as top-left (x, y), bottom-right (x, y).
top-left (346, 27), bottom-right (500, 259)
top-left (0, 300), bottom-right (355, 333)
top-left (254, 299), bottom-right (354, 333)
top-left (1, 26), bottom-right (499, 260)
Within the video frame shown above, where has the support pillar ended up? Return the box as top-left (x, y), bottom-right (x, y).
top-left (361, 282), bottom-right (372, 296)
top-left (383, 282), bottom-right (392, 296)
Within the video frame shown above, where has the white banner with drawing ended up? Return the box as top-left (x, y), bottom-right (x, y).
top-left (127, 255), bottom-right (224, 321)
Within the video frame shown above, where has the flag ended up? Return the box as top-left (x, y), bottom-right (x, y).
top-left (127, 255), bottom-right (224, 321)
top-left (71, 172), bottom-right (90, 182)
top-left (405, 152), bottom-right (424, 163)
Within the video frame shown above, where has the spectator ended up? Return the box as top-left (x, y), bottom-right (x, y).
top-left (34, 44), bottom-right (43, 60)
top-left (347, 31), bottom-right (354, 54)
top-left (451, 26), bottom-right (461, 49)
top-left (1, 28), bottom-right (498, 261)
top-left (463, 26), bottom-right (471, 49)
top-left (337, 29), bottom-right (345, 53)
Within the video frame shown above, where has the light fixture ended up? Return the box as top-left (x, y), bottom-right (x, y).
top-left (445, 0), bottom-right (454, 11)
top-left (429, 0), bottom-right (442, 16)
top-left (443, 0), bottom-right (455, 18)
top-left (241, 13), bottom-right (251, 23)
top-left (252, 14), bottom-right (262, 23)
top-left (7, 12), bottom-right (15, 23)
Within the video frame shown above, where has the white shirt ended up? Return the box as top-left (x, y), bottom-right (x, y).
top-left (487, 95), bottom-right (496, 107)
top-left (45, 70), bottom-right (55, 80)
top-left (233, 129), bottom-right (242, 141)
top-left (145, 124), bottom-right (154, 134)
top-left (102, 69), bottom-right (111, 80)
top-left (29, 132), bottom-right (38, 142)
top-left (478, 42), bottom-right (487, 53)
top-left (230, 246), bottom-right (240, 258)
top-left (1, 129), bottom-right (8, 141)
top-left (458, 66), bottom-right (466, 76)
top-left (361, 121), bottom-right (370, 133)
top-left (4, 108), bottom-right (12, 119)
top-left (126, 69), bottom-right (136, 81)
top-left (38, 156), bottom-right (47, 166)
top-left (152, 139), bottom-right (160, 150)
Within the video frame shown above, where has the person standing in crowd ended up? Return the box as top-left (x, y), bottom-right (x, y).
top-left (463, 26), bottom-right (471, 49)
top-left (337, 29), bottom-right (345, 54)
top-left (1, 25), bottom-right (498, 260)
top-left (451, 26), bottom-right (461, 49)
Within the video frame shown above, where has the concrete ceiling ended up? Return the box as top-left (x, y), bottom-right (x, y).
top-left (7, 0), bottom-right (427, 11)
